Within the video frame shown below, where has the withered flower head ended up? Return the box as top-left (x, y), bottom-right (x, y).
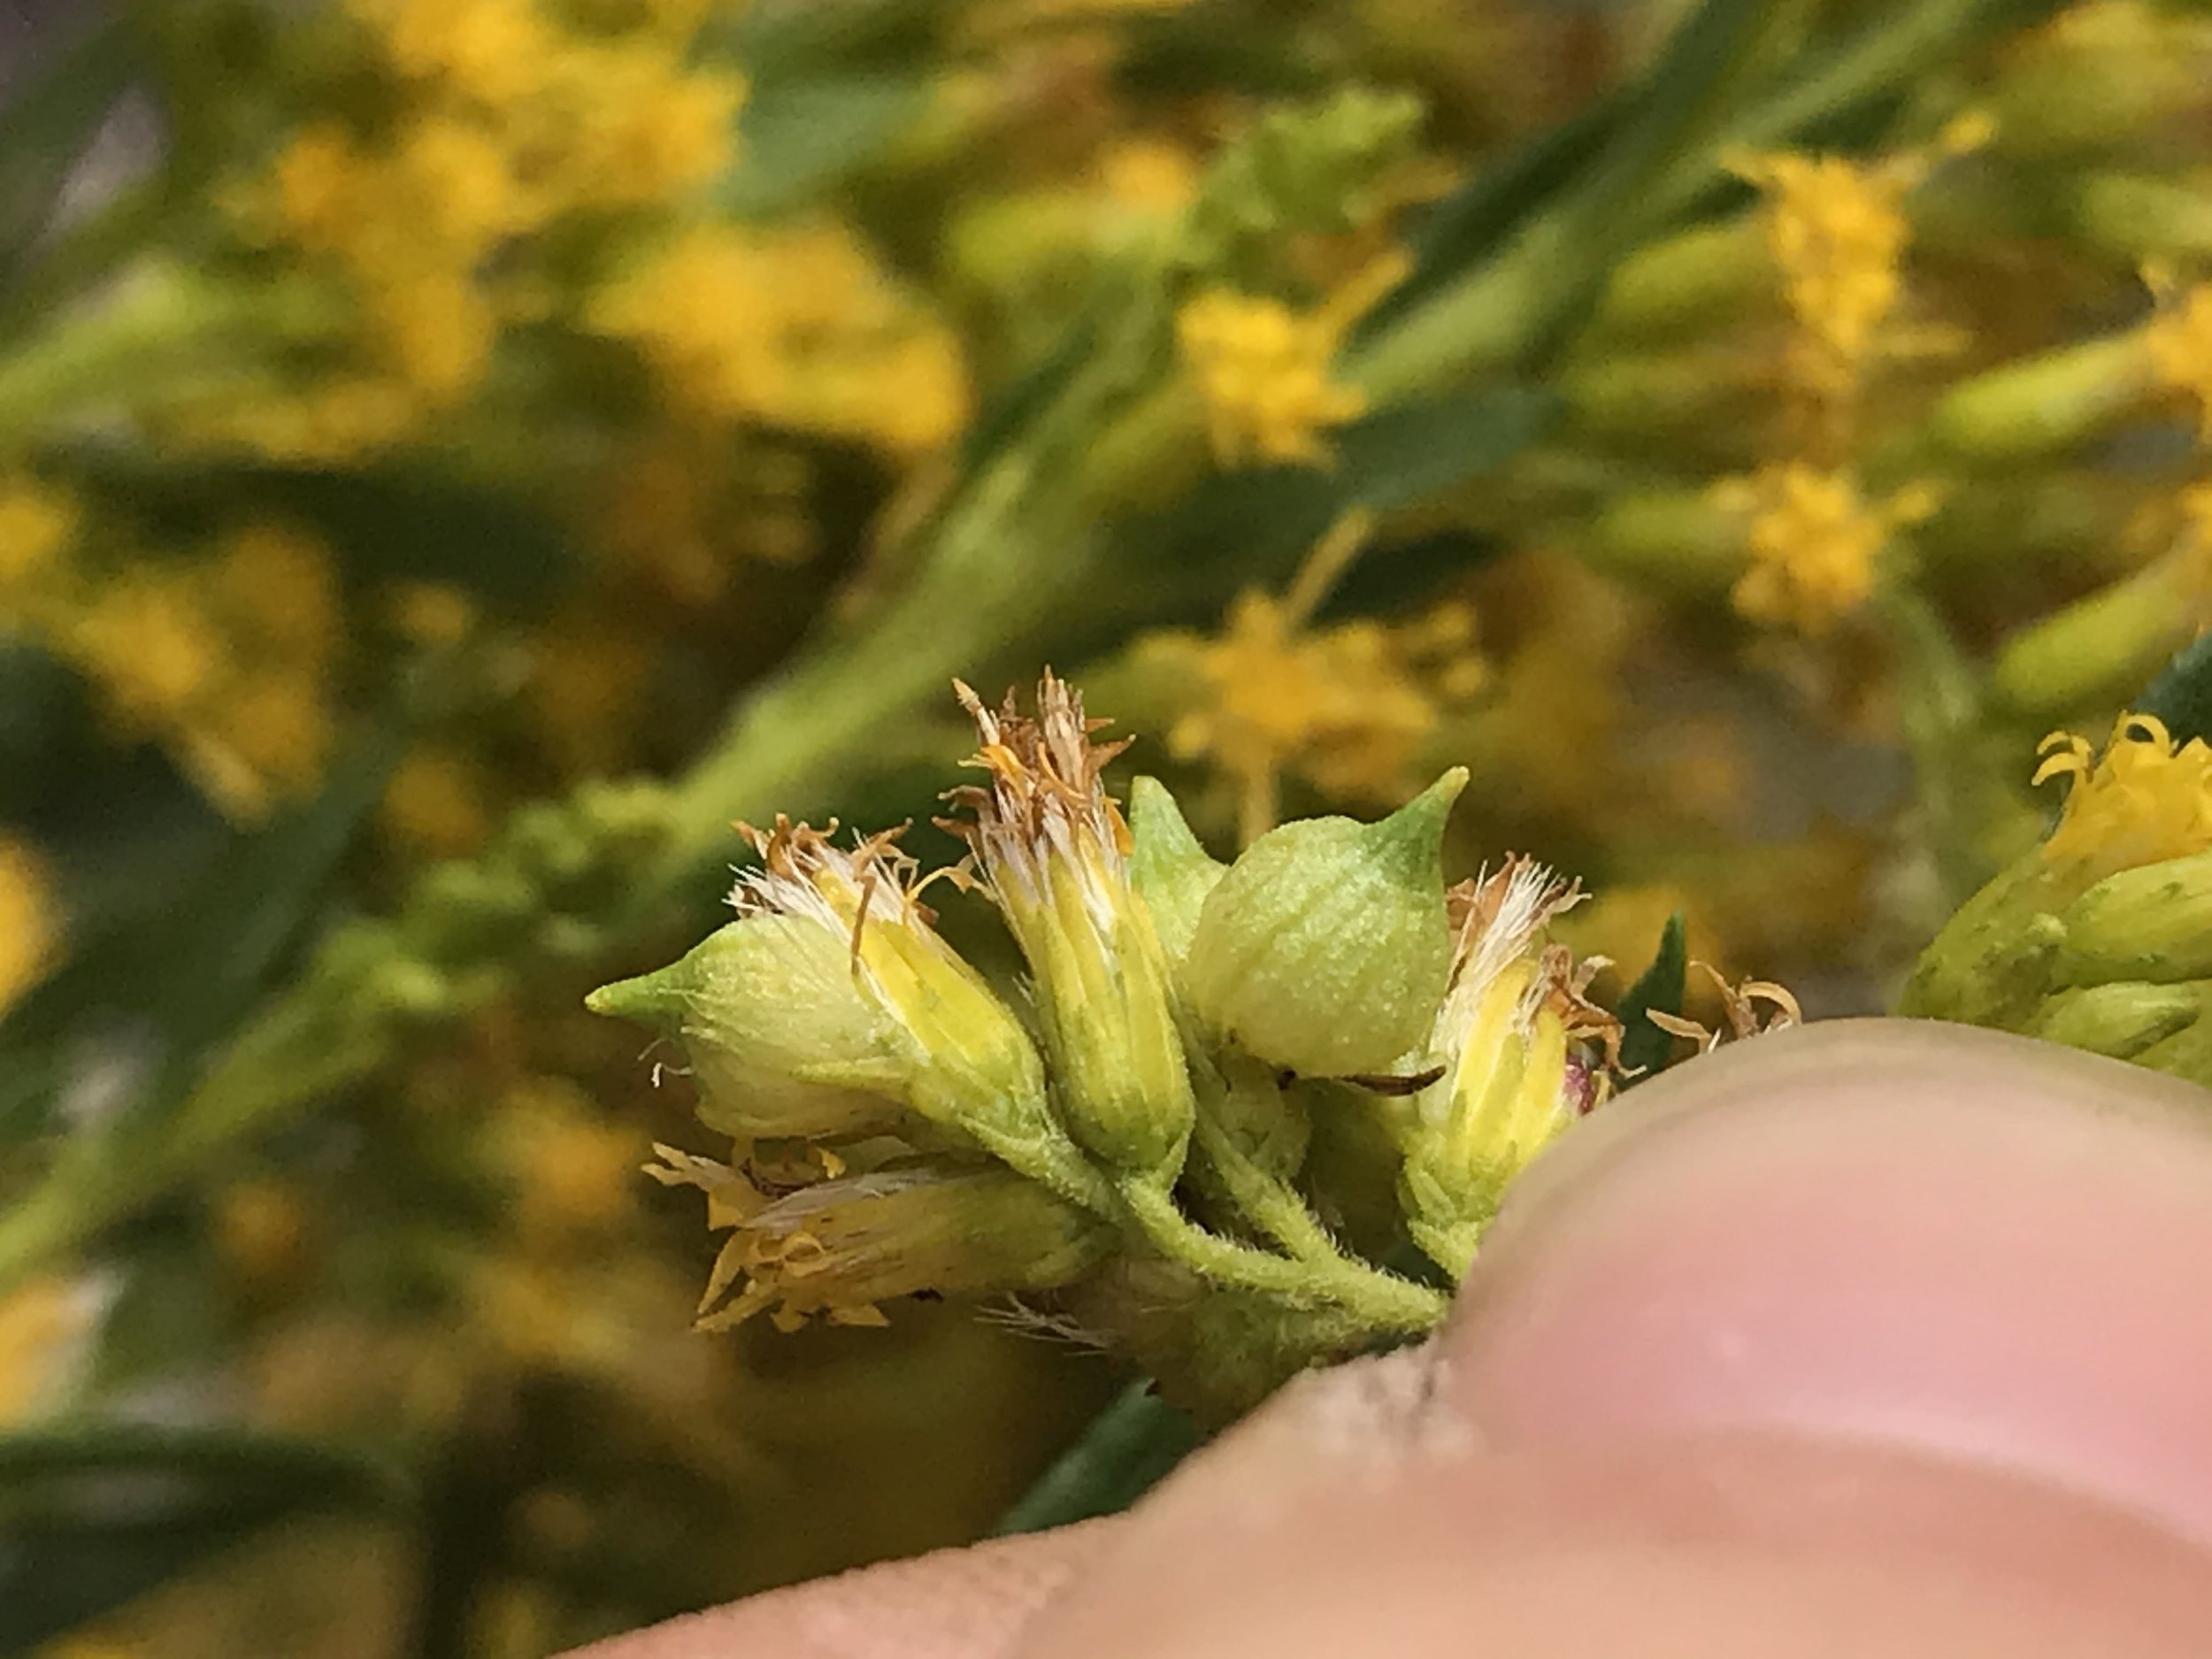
top-left (1398, 856), bottom-right (1617, 1279)
top-left (941, 672), bottom-right (1194, 1179)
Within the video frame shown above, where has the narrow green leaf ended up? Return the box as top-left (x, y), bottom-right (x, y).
top-left (2136, 634), bottom-right (2212, 748)
top-left (0, 20), bottom-right (141, 305)
top-left (1617, 912), bottom-right (1689, 1082)
top-left (1337, 384), bottom-right (1557, 511)
top-left (0, 732), bottom-right (399, 1146)
top-left (0, 1422), bottom-right (406, 1655)
top-left (1357, 88), bottom-right (1632, 339)
top-left (724, 73), bottom-right (931, 218)
top-left (991, 1379), bottom-right (1202, 1536)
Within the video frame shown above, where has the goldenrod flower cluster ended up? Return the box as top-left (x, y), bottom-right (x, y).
top-left (25, 0), bottom-right (2212, 1647)
top-left (594, 677), bottom-right (1614, 1399)
top-left (588, 222), bottom-right (971, 457)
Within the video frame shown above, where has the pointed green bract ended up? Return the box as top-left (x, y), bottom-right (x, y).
top-left (587, 915), bottom-right (910, 1141)
top-left (1182, 769), bottom-right (1463, 1078)
top-left (1127, 775), bottom-right (1226, 971)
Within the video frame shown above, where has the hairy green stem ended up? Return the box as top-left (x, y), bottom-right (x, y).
top-left (1116, 1176), bottom-right (1448, 1334)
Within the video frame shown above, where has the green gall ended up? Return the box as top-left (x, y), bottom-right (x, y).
top-left (1184, 768), bottom-right (1464, 1078)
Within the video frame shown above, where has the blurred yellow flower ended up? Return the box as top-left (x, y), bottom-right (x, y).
top-left (588, 222), bottom-right (971, 455)
top-left (383, 744), bottom-right (497, 856)
top-left (502, 1080), bottom-right (641, 1241)
top-left (388, 580), bottom-right (478, 647)
top-left (1732, 115), bottom-right (1987, 429)
top-left (2147, 273), bottom-right (2212, 438)
top-left (216, 524), bottom-right (342, 668)
top-left (528, 619), bottom-right (654, 776)
top-left (1176, 289), bottom-right (1367, 467)
top-left (71, 575), bottom-right (225, 732)
top-left (535, 42), bottom-right (741, 209)
top-left (216, 1179), bottom-right (312, 1289)
top-left (197, 672), bottom-right (338, 808)
top-left (1135, 515), bottom-right (1487, 839)
top-left (1099, 136), bottom-right (1202, 215)
top-left (0, 1274), bottom-right (86, 1425)
top-left (356, 0), bottom-right (558, 107)
top-left (0, 836), bottom-right (59, 1018)
top-left (0, 475), bottom-right (77, 593)
top-left (1715, 464), bottom-right (1939, 634)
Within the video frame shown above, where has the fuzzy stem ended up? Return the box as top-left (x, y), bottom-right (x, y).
top-left (1116, 1175), bottom-right (1448, 1334)
top-left (1188, 1111), bottom-right (1379, 1281)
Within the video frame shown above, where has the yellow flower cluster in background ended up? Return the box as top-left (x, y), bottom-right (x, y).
top-left (197, 0), bottom-right (741, 459)
top-left (1716, 465), bottom-right (1939, 635)
top-left (588, 222), bottom-right (971, 457)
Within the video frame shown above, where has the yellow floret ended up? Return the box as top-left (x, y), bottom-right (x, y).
top-left (0, 836), bottom-right (60, 1018)
top-left (2035, 712), bottom-right (2212, 871)
top-left (1715, 464), bottom-right (1938, 635)
top-left (1176, 289), bottom-right (1366, 467)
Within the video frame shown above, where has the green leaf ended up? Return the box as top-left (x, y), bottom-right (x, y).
top-left (0, 19), bottom-right (141, 307)
top-left (990, 1379), bottom-right (1202, 1537)
top-left (1358, 88), bottom-right (1632, 339)
top-left (1336, 384), bottom-right (1557, 511)
top-left (0, 733), bottom-right (399, 1143)
top-left (1617, 912), bottom-right (1689, 1082)
top-left (1529, 0), bottom-right (1790, 360)
top-left (67, 457), bottom-right (582, 607)
top-left (723, 73), bottom-right (932, 219)
top-left (2136, 634), bottom-right (2212, 748)
top-left (0, 1422), bottom-right (406, 1655)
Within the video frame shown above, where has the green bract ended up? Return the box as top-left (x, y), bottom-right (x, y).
top-left (587, 915), bottom-right (910, 1141)
top-left (1127, 774), bottom-right (1227, 971)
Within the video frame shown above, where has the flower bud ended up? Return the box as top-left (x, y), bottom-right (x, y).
top-left (945, 677), bottom-right (1195, 1179)
top-left (1183, 768), bottom-right (1464, 1078)
top-left (657, 1159), bottom-right (1115, 1333)
top-left (1922, 334), bottom-right (2155, 465)
top-left (590, 819), bottom-right (1055, 1149)
top-left (586, 915), bottom-right (910, 1142)
top-left (1903, 714), bottom-right (2212, 1040)
top-left (1127, 774), bottom-right (1225, 972)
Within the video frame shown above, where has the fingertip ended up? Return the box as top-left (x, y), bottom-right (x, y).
top-left (1443, 1018), bottom-right (2212, 1545)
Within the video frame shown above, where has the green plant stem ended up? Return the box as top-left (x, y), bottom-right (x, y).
top-left (1350, 0), bottom-right (2036, 404)
top-left (1116, 1175), bottom-right (1448, 1334)
top-left (0, 266), bottom-right (326, 450)
top-left (1189, 1112), bottom-right (1348, 1271)
top-left (0, 173), bottom-right (176, 342)
top-left (0, 979), bottom-right (420, 1296)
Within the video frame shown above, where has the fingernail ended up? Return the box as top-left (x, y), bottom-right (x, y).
top-left (1444, 1018), bottom-right (2212, 1545)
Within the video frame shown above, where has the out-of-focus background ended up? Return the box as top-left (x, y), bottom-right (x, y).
top-left (4, 0), bottom-right (2212, 1651)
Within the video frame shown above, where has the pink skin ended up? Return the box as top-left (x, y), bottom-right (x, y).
top-left (570, 1019), bottom-right (2212, 1658)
